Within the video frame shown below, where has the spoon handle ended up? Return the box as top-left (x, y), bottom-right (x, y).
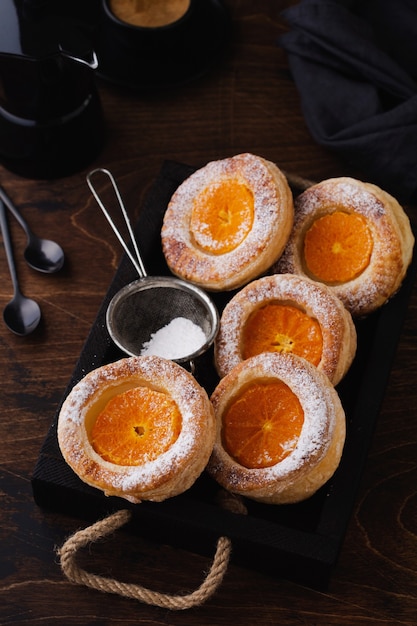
top-left (0, 199), bottom-right (20, 295)
top-left (0, 185), bottom-right (30, 237)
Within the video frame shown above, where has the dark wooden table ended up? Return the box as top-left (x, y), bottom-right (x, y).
top-left (1, 2), bottom-right (416, 624)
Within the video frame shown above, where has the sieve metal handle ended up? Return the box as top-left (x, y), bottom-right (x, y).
top-left (86, 168), bottom-right (147, 278)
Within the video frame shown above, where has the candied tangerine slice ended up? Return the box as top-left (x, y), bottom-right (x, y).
top-left (242, 303), bottom-right (323, 366)
top-left (222, 381), bottom-right (304, 469)
top-left (303, 211), bottom-right (373, 283)
top-left (91, 386), bottom-right (182, 466)
top-left (190, 180), bottom-right (254, 254)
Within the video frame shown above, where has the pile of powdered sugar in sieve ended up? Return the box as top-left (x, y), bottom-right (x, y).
top-left (140, 316), bottom-right (207, 360)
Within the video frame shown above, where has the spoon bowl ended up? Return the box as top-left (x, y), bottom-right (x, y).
top-left (3, 291), bottom-right (41, 336)
top-left (0, 199), bottom-right (42, 335)
top-left (24, 233), bottom-right (65, 273)
top-left (0, 186), bottom-right (65, 273)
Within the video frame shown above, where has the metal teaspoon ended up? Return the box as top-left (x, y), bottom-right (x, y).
top-left (0, 186), bottom-right (65, 273)
top-left (0, 199), bottom-right (41, 335)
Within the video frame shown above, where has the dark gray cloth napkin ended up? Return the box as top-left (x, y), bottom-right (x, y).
top-left (279, 0), bottom-right (417, 203)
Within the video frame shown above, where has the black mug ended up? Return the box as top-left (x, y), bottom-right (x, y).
top-left (0, 0), bottom-right (104, 179)
top-left (95, 0), bottom-right (231, 90)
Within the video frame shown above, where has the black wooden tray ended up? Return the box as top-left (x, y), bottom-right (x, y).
top-left (32, 160), bottom-right (417, 589)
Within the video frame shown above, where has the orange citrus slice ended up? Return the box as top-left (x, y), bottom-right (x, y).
top-left (303, 211), bottom-right (373, 283)
top-left (190, 180), bottom-right (254, 254)
top-left (242, 303), bottom-right (323, 366)
top-left (222, 380), bottom-right (304, 469)
top-left (91, 386), bottom-right (182, 466)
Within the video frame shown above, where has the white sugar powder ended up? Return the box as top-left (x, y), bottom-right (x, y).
top-left (140, 317), bottom-right (206, 359)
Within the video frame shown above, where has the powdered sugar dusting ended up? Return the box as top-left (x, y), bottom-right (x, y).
top-left (215, 273), bottom-right (354, 384)
top-left (209, 351), bottom-right (342, 492)
top-left (262, 356), bottom-right (333, 478)
top-left (161, 153), bottom-right (293, 289)
top-left (273, 177), bottom-right (413, 317)
top-left (140, 316), bottom-right (206, 359)
top-left (58, 355), bottom-right (215, 501)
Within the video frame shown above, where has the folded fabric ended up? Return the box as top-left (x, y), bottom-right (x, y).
top-left (279, 0), bottom-right (417, 203)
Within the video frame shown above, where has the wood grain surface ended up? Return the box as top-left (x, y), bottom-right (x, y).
top-left (1, 2), bottom-right (416, 624)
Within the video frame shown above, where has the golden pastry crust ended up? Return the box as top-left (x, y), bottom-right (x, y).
top-left (273, 177), bottom-right (414, 317)
top-left (207, 352), bottom-right (346, 504)
top-left (161, 153), bottom-right (294, 291)
top-left (57, 355), bottom-right (216, 504)
top-left (214, 273), bottom-right (356, 385)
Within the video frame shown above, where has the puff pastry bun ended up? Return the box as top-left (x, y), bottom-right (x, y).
top-left (273, 177), bottom-right (414, 317)
top-left (214, 273), bottom-right (356, 385)
top-left (207, 352), bottom-right (346, 504)
top-left (161, 153), bottom-right (294, 291)
top-left (57, 355), bottom-right (216, 504)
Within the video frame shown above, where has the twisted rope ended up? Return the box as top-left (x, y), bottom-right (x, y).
top-left (57, 501), bottom-right (241, 610)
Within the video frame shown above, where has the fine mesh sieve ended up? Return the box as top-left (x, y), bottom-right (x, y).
top-left (87, 168), bottom-right (219, 364)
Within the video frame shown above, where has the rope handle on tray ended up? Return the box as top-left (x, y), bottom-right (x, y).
top-left (57, 492), bottom-right (247, 610)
